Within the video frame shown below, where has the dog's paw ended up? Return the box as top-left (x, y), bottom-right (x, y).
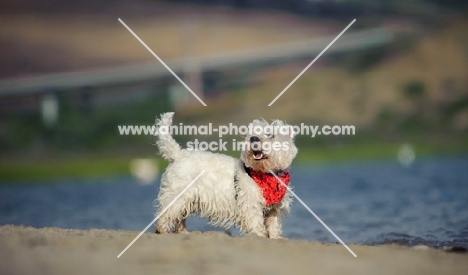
top-left (269, 236), bottom-right (287, 240)
top-left (251, 230), bottom-right (268, 238)
top-left (154, 228), bottom-right (169, 234)
top-left (177, 229), bottom-right (190, 234)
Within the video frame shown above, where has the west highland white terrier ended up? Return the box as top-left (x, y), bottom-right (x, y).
top-left (154, 112), bottom-right (297, 238)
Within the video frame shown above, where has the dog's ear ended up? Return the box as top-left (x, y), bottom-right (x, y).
top-left (271, 120), bottom-right (283, 127)
top-left (272, 120), bottom-right (295, 139)
top-left (288, 125), bottom-right (295, 139)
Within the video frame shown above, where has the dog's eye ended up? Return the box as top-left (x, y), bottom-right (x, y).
top-left (264, 133), bottom-right (274, 138)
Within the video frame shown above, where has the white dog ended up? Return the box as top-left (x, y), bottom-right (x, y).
top-left (154, 112), bottom-right (297, 238)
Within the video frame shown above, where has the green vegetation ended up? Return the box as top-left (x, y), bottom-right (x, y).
top-left (0, 157), bottom-right (131, 183)
top-left (2, 135), bottom-right (467, 183)
top-left (296, 139), bottom-right (468, 163)
top-left (2, 16), bottom-right (468, 183)
top-left (403, 80), bottom-right (426, 100)
top-left (0, 91), bottom-right (172, 153)
top-left (2, 79), bottom-right (468, 182)
top-left (2, 75), bottom-right (468, 183)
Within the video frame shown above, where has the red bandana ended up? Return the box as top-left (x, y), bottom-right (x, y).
top-left (245, 167), bottom-right (290, 206)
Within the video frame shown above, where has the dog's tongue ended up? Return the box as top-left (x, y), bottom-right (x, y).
top-left (253, 152), bottom-right (263, 160)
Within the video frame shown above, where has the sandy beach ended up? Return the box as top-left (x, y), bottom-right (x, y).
top-left (0, 225), bottom-right (466, 275)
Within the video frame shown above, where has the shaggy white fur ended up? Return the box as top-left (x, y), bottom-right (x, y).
top-left (154, 112), bottom-right (297, 238)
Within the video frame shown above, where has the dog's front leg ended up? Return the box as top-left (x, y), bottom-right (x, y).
top-left (236, 162), bottom-right (268, 237)
top-left (237, 201), bottom-right (267, 237)
top-left (245, 207), bottom-right (268, 237)
top-left (265, 207), bottom-right (282, 239)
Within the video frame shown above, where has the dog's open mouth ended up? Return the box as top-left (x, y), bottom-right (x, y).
top-left (252, 150), bottom-right (267, 161)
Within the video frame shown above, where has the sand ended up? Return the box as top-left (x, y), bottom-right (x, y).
top-left (0, 225), bottom-right (466, 275)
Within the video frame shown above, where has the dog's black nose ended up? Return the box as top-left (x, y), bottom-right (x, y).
top-left (250, 136), bottom-right (260, 143)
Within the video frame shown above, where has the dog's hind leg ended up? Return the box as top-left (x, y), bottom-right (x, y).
top-left (155, 197), bottom-right (188, 234)
top-left (154, 212), bottom-right (172, 234)
top-left (155, 212), bottom-right (186, 234)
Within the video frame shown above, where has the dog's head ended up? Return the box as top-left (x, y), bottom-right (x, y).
top-left (241, 119), bottom-right (297, 173)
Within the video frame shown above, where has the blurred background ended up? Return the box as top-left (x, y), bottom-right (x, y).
top-left (0, 0), bottom-right (467, 249)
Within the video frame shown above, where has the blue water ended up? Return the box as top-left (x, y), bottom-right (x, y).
top-left (1, 156), bottom-right (467, 249)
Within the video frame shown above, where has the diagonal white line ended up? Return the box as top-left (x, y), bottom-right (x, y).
top-left (268, 19), bottom-right (356, 106)
top-left (117, 170), bottom-right (206, 258)
top-left (118, 18), bottom-right (207, 107)
top-left (269, 170), bottom-right (357, 257)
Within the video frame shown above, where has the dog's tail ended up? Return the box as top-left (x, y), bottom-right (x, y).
top-left (155, 112), bottom-right (181, 162)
